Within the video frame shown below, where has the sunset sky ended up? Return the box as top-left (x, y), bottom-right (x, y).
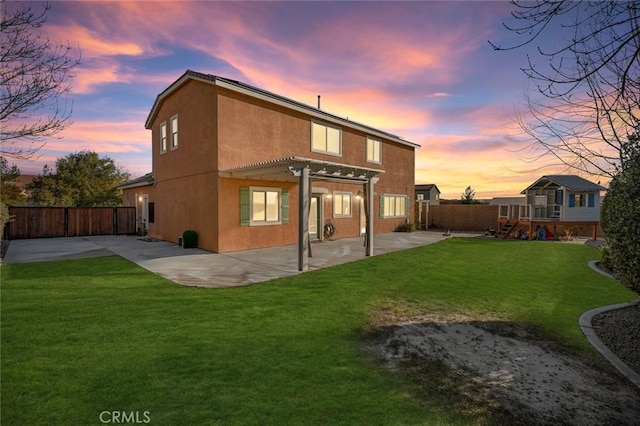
top-left (6, 1), bottom-right (577, 199)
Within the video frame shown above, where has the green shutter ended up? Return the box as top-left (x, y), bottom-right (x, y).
top-left (240, 187), bottom-right (250, 226)
top-left (281, 189), bottom-right (289, 224)
top-left (405, 196), bottom-right (410, 217)
top-left (379, 194), bottom-right (385, 218)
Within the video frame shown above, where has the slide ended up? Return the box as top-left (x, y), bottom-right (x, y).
top-left (544, 226), bottom-right (556, 241)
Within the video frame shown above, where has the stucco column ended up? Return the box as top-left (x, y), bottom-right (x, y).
top-left (298, 166), bottom-right (310, 271)
top-left (365, 177), bottom-right (377, 256)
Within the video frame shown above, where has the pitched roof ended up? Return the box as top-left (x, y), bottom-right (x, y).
top-left (118, 172), bottom-right (154, 190)
top-left (415, 183), bottom-right (441, 194)
top-left (145, 70), bottom-right (419, 149)
top-left (521, 175), bottom-right (606, 194)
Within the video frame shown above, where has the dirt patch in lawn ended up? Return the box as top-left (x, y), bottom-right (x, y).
top-left (364, 309), bottom-right (640, 425)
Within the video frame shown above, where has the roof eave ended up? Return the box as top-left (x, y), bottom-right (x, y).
top-left (145, 71), bottom-right (419, 149)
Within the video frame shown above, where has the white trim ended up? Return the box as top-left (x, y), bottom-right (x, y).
top-left (366, 136), bottom-right (382, 164)
top-left (170, 114), bottom-right (179, 150)
top-left (160, 121), bottom-right (168, 154)
top-left (311, 121), bottom-right (342, 157)
top-left (249, 186), bottom-right (282, 226)
top-left (333, 191), bottom-right (352, 218)
top-left (382, 194), bottom-right (408, 218)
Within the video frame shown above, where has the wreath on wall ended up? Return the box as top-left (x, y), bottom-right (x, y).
top-left (324, 219), bottom-right (336, 240)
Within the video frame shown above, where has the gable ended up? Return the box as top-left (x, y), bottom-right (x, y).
top-left (521, 175), bottom-right (606, 194)
top-left (146, 70), bottom-right (419, 150)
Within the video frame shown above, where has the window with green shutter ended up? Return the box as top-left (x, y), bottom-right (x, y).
top-left (240, 187), bottom-right (250, 226)
top-left (281, 189), bottom-right (289, 224)
top-left (240, 187), bottom-right (289, 226)
top-left (380, 194), bottom-right (408, 218)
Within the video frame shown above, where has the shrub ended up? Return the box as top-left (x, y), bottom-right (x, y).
top-left (396, 221), bottom-right (415, 232)
top-left (601, 139), bottom-right (640, 294)
top-left (182, 230), bottom-right (198, 249)
top-left (0, 201), bottom-right (9, 233)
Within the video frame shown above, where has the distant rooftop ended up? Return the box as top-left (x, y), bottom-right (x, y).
top-left (521, 175), bottom-right (607, 193)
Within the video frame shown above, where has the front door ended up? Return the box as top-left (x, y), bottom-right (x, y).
top-left (309, 195), bottom-right (321, 240)
top-left (139, 194), bottom-right (149, 233)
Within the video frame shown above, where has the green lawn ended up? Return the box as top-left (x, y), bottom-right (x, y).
top-left (1, 238), bottom-right (635, 425)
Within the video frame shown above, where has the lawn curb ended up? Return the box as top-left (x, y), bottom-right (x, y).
top-left (579, 262), bottom-right (640, 388)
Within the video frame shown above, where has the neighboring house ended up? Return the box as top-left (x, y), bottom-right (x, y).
top-left (415, 184), bottom-right (440, 205)
top-left (490, 197), bottom-right (526, 206)
top-left (496, 175), bottom-right (606, 239)
top-left (10, 175), bottom-right (38, 205)
top-left (119, 70), bottom-right (419, 269)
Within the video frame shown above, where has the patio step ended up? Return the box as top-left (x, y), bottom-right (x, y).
top-left (496, 220), bottom-right (518, 239)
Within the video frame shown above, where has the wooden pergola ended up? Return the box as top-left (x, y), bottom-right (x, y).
top-left (220, 157), bottom-right (383, 271)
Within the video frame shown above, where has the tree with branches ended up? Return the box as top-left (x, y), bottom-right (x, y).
top-left (0, 156), bottom-right (26, 206)
top-left (1, 1), bottom-right (80, 160)
top-left (460, 186), bottom-right (478, 204)
top-left (491, 1), bottom-right (640, 178)
top-left (28, 151), bottom-right (130, 207)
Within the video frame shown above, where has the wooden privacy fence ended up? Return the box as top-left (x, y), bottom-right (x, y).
top-left (422, 204), bottom-right (500, 232)
top-left (6, 207), bottom-right (136, 239)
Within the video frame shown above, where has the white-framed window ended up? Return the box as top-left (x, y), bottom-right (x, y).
top-left (251, 187), bottom-right (281, 225)
top-left (333, 191), bottom-right (352, 217)
top-left (170, 115), bottom-right (178, 149)
top-left (381, 194), bottom-right (408, 218)
top-left (569, 192), bottom-right (595, 208)
top-left (160, 121), bottom-right (167, 153)
top-left (366, 136), bottom-right (381, 163)
top-left (311, 122), bottom-right (341, 156)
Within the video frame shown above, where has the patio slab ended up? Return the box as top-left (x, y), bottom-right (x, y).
top-left (3, 231), bottom-right (467, 287)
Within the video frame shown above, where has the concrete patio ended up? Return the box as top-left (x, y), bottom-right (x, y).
top-left (2, 231), bottom-right (471, 288)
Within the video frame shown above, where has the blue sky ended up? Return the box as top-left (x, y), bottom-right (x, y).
top-left (7, 0), bottom-right (574, 198)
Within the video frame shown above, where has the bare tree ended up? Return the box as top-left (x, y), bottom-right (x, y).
top-left (491, 1), bottom-right (640, 178)
top-left (1, 1), bottom-right (80, 160)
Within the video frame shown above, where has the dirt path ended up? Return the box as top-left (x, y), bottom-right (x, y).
top-left (365, 313), bottom-right (640, 425)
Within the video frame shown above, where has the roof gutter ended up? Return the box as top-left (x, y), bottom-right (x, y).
top-left (145, 71), bottom-right (420, 149)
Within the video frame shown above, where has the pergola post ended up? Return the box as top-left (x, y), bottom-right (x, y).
top-left (298, 166), bottom-right (310, 271)
top-left (365, 177), bottom-right (377, 256)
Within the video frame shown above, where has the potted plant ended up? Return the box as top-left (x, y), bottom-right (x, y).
top-left (182, 230), bottom-right (198, 248)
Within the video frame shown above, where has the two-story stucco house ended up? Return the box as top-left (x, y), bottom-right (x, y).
top-left (120, 70), bottom-right (419, 270)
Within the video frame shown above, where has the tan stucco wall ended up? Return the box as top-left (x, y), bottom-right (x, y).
top-left (215, 87), bottom-right (415, 241)
top-left (135, 78), bottom-right (415, 253)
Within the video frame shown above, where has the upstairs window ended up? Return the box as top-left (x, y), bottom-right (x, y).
top-left (366, 137), bottom-right (381, 163)
top-left (312, 122), bottom-right (341, 156)
top-left (569, 192), bottom-right (596, 208)
top-left (170, 115), bottom-right (178, 149)
top-left (160, 122), bottom-right (167, 153)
